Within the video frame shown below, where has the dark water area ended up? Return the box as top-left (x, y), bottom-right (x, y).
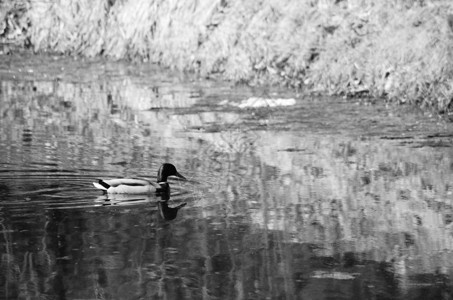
top-left (1, 54), bottom-right (453, 299)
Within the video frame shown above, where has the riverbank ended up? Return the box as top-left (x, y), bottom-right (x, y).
top-left (2, 0), bottom-right (453, 114)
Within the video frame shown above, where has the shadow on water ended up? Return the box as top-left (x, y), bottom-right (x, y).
top-left (1, 55), bottom-right (453, 299)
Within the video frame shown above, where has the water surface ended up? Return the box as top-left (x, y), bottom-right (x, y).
top-left (1, 54), bottom-right (453, 299)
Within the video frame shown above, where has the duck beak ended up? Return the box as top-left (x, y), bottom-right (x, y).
top-left (175, 171), bottom-right (187, 181)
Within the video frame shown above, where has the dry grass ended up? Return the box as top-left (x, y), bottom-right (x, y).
top-left (3, 0), bottom-right (453, 112)
top-left (309, 1), bottom-right (453, 111)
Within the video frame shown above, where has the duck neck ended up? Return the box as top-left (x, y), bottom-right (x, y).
top-left (157, 167), bottom-right (167, 182)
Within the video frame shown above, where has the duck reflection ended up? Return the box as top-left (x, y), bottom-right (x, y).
top-left (95, 182), bottom-right (186, 221)
top-left (95, 194), bottom-right (151, 206)
top-left (157, 183), bottom-right (187, 220)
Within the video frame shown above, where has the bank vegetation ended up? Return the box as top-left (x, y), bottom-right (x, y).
top-left (1, 0), bottom-right (453, 113)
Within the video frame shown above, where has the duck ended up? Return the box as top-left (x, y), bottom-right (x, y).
top-left (92, 163), bottom-right (186, 194)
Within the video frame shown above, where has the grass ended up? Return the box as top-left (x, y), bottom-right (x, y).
top-left (1, 0), bottom-right (453, 113)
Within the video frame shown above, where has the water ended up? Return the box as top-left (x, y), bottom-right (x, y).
top-left (1, 55), bottom-right (453, 299)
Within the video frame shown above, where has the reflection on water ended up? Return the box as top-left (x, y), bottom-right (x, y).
top-left (1, 57), bottom-right (453, 299)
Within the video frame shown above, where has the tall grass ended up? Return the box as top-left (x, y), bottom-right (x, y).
top-left (2, 0), bottom-right (453, 112)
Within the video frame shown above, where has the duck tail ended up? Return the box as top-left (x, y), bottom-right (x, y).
top-left (93, 180), bottom-right (110, 191)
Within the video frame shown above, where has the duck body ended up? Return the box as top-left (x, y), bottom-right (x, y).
top-left (93, 163), bottom-right (185, 194)
top-left (93, 178), bottom-right (161, 194)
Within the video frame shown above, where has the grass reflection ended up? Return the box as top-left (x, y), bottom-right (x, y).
top-left (1, 66), bottom-right (453, 298)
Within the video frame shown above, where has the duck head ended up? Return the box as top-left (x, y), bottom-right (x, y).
top-left (157, 163), bottom-right (186, 182)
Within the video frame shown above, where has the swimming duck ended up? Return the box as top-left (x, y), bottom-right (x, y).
top-left (92, 163), bottom-right (186, 194)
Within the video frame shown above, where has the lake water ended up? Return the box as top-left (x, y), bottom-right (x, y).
top-left (1, 54), bottom-right (453, 299)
